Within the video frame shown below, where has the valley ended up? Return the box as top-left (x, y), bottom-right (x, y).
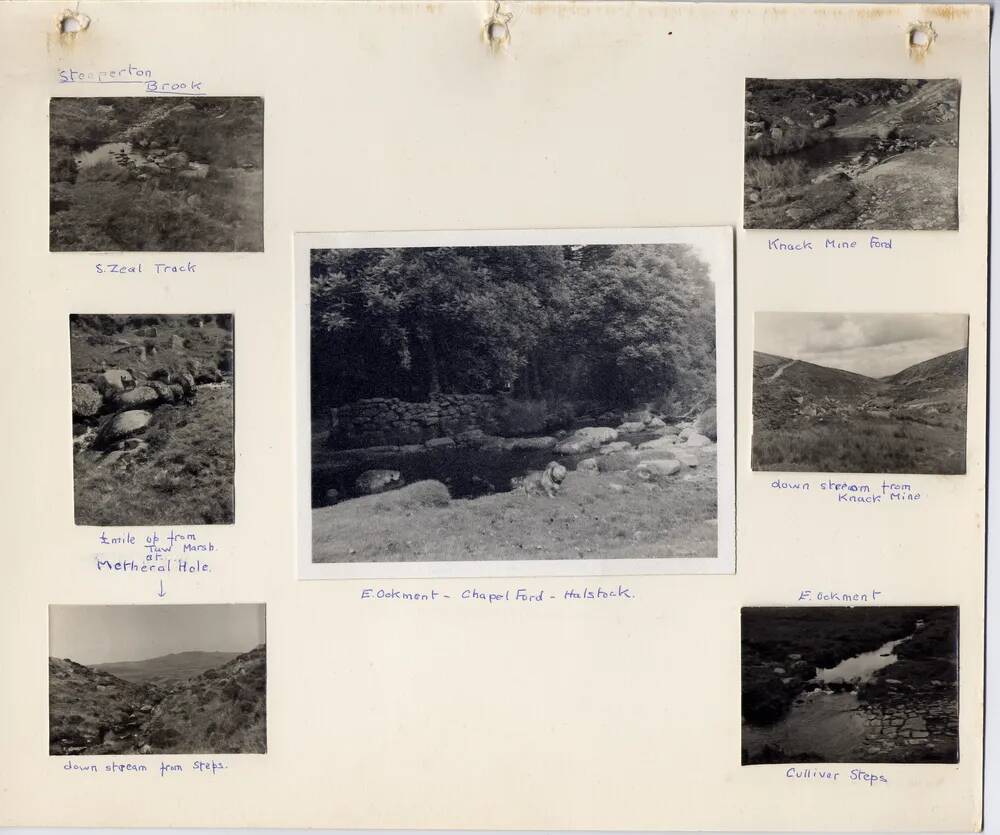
top-left (752, 347), bottom-right (968, 474)
top-left (50, 646), bottom-right (266, 756)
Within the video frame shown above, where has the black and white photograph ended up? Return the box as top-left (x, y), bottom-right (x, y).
top-left (49, 604), bottom-right (266, 756)
top-left (300, 229), bottom-right (734, 574)
top-left (752, 312), bottom-right (969, 474)
top-left (744, 78), bottom-right (959, 230)
top-left (71, 314), bottom-right (235, 525)
top-left (742, 606), bottom-right (959, 765)
top-left (50, 97), bottom-right (263, 251)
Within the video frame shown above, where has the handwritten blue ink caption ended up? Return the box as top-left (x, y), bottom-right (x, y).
top-left (769, 478), bottom-right (922, 504)
top-left (767, 236), bottom-right (893, 251)
top-left (798, 589), bottom-right (883, 603)
top-left (360, 585), bottom-right (634, 603)
top-left (96, 530), bottom-right (215, 576)
top-left (784, 767), bottom-right (888, 786)
top-left (57, 67), bottom-right (206, 96)
top-left (62, 759), bottom-right (227, 776)
top-left (95, 261), bottom-right (198, 275)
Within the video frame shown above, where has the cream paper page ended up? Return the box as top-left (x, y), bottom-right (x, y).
top-left (0, 2), bottom-right (988, 831)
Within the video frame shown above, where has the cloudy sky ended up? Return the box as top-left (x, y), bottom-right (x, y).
top-left (755, 313), bottom-right (969, 378)
top-left (50, 604), bottom-right (265, 665)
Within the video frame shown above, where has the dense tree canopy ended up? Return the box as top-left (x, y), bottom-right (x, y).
top-left (311, 244), bottom-right (716, 414)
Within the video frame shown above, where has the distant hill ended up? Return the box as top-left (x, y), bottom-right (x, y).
top-left (50, 645), bottom-right (265, 756)
top-left (881, 348), bottom-right (968, 406)
top-left (94, 650), bottom-right (241, 684)
top-left (751, 347), bottom-right (968, 474)
top-left (754, 352), bottom-right (879, 397)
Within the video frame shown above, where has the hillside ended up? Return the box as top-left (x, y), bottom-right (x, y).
top-left (752, 348), bottom-right (968, 474)
top-left (50, 646), bottom-right (266, 755)
top-left (882, 347), bottom-right (969, 406)
top-left (70, 314), bottom-right (235, 526)
top-left (94, 650), bottom-right (240, 684)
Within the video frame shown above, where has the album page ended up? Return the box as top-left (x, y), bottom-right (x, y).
top-left (0, 1), bottom-right (989, 832)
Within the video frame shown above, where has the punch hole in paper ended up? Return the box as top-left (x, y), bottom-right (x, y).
top-left (484, 1), bottom-right (512, 51)
top-left (908, 21), bottom-right (935, 58)
top-left (57, 9), bottom-right (90, 35)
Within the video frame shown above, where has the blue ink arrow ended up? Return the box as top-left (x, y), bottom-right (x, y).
top-left (157, 580), bottom-right (166, 598)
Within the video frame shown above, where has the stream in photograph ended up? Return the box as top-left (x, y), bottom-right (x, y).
top-left (742, 632), bottom-right (915, 761)
top-left (312, 428), bottom-right (662, 507)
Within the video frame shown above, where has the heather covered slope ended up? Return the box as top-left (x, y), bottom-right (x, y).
top-left (50, 646), bottom-right (265, 755)
top-left (752, 348), bottom-right (968, 474)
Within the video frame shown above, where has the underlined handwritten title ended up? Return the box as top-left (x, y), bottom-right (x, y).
top-left (58, 65), bottom-right (205, 96)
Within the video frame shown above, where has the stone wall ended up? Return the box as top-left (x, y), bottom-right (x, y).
top-left (329, 394), bottom-right (503, 449)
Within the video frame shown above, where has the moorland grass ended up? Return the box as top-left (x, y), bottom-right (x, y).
top-left (750, 417), bottom-right (966, 475)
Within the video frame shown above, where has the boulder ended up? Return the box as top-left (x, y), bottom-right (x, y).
top-left (623, 409), bottom-right (652, 424)
top-left (161, 151), bottom-right (190, 170)
top-left (367, 480), bottom-right (450, 510)
top-left (148, 380), bottom-right (175, 404)
top-left (177, 372), bottom-right (196, 395)
top-left (170, 334), bottom-right (187, 351)
top-left (597, 451), bottom-right (640, 473)
top-left (354, 469), bottom-right (404, 496)
top-left (679, 427), bottom-right (693, 440)
top-left (114, 385), bottom-right (160, 410)
top-left (600, 441), bottom-right (633, 455)
top-left (637, 436), bottom-right (678, 452)
top-left (685, 432), bottom-right (712, 448)
top-left (646, 417), bottom-right (667, 429)
top-left (506, 436), bottom-right (556, 451)
top-left (194, 365), bottom-right (223, 384)
top-left (95, 410), bottom-right (153, 448)
top-left (425, 437), bottom-right (455, 449)
top-left (553, 426), bottom-right (618, 454)
top-left (637, 449), bottom-right (678, 462)
top-left (577, 457), bottom-right (600, 474)
top-left (694, 407), bottom-right (717, 441)
top-left (635, 459), bottom-right (681, 482)
top-left (71, 383), bottom-right (103, 419)
top-left (674, 452), bottom-right (699, 468)
top-left (95, 368), bottom-right (134, 395)
top-left (169, 383), bottom-right (186, 401)
top-left (617, 421), bottom-right (646, 434)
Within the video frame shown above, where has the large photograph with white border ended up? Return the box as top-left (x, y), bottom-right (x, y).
top-left (296, 228), bottom-right (734, 578)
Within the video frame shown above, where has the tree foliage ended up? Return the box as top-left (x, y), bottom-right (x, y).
top-left (311, 244), bottom-right (716, 414)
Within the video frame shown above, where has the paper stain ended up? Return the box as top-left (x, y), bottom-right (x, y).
top-left (926, 5), bottom-right (974, 21)
top-left (908, 21), bottom-right (936, 59)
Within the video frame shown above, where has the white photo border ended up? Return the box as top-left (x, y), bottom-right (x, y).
top-left (295, 227), bottom-right (735, 579)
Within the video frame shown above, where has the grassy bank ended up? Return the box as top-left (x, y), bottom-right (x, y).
top-left (313, 462), bottom-right (717, 562)
top-left (751, 416), bottom-right (966, 475)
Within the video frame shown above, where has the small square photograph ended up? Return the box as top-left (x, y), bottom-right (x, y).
top-left (49, 604), bottom-right (266, 756)
top-left (70, 314), bottom-right (235, 525)
top-left (752, 312), bottom-right (969, 474)
top-left (741, 606), bottom-right (959, 765)
top-left (50, 97), bottom-right (263, 251)
top-left (302, 230), bottom-right (735, 573)
top-left (744, 79), bottom-right (959, 230)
